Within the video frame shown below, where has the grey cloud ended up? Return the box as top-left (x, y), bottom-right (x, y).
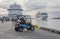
top-left (47, 0), bottom-right (60, 2)
top-left (25, 0), bottom-right (47, 11)
top-left (27, 5), bottom-right (47, 10)
top-left (49, 6), bottom-right (60, 9)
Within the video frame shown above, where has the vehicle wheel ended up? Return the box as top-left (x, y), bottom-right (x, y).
top-left (31, 26), bottom-right (35, 31)
top-left (15, 28), bottom-right (18, 32)
top-left (19, 27), bottom-right (23, 32)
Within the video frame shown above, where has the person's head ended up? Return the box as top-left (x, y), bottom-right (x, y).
top-left (20, 18), bottom-right (23, 20)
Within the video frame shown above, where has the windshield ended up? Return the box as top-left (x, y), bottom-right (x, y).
top-left (17, 15), bottom-right (32, 23)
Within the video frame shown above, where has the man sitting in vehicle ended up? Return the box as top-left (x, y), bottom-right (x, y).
top-left (20, 18), bottom-right (26, 23)
top-left (18, 17), bottom-right (33, 28)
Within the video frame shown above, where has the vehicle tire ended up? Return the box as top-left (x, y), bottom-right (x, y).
top-left (15, 28), bottom-right (18, 32)
top-left (31, 26), bottom-right (35, 31)
top-left (19, 27), bottom-right (23, 32)
top-left (27, 26), bottom-right (31, 30)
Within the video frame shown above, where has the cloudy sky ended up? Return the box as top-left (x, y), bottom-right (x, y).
top-left (24, 0), bottom-right (60, 18)
top-left (0, 0), bottom-right (60, 18)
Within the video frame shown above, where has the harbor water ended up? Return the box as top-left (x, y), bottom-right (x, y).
top-left (32, 18), bottom-right (60, 31)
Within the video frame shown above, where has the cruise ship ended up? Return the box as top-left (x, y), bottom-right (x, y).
top-left (36, 12), bottom-right (48, 20)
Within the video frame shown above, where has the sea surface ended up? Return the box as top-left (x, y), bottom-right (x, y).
top-left (32, 19), bottom-right (60, 31)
